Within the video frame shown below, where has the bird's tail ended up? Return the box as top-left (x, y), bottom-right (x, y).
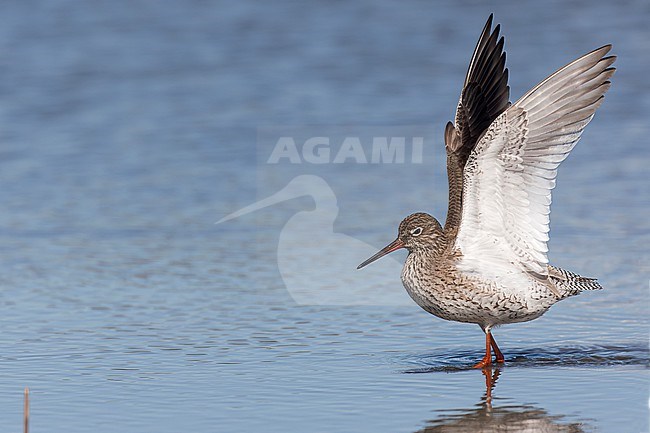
top-left (548, 266), bottom-right (604, 299)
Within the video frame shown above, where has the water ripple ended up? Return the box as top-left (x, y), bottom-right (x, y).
top-left (400, 344), bottom-right (650, 373)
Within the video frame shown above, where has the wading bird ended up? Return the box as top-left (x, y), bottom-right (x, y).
top-left (357, 14), bottom-right (614, 368)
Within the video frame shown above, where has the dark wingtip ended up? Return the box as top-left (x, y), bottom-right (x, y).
top-left (455, 12), bottom-right (511, 155)
top-left (480, 14), bottom-right (494, 40)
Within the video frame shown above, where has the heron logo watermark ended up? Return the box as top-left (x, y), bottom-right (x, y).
top-left (217, 124), bottom-right (435, 306)
top-left (216, 174), bottom-right (413, 307)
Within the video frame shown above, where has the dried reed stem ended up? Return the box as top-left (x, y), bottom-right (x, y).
top-left (24, 387), bottom-right (29, 433)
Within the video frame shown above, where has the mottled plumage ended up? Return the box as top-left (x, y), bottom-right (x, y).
top-left (358, 15), bottom-right (612, 368)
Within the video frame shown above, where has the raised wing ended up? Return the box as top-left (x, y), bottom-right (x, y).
top-left (444, 14), bottom-right (510, 234)
top-left (446, 14), bottom-right (511, 157)
top-left (454, 46), bottom-right (615, 280)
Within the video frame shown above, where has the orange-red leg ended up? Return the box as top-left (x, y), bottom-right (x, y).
top-left (472, 331), bottom-right (492, 369)
top-left (489, 333), bottom-right (505, 363)
top-left (473, 329), bottom-right (505, 368)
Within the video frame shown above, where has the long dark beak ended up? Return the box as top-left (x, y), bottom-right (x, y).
top-left (357, 238), bottom-right (405, 269)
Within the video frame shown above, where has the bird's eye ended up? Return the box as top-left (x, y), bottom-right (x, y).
top-left (410, 227), bottom-right (423, 236)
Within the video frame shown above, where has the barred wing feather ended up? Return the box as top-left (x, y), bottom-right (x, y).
top-left (454, 46), bottom-right (615, 281)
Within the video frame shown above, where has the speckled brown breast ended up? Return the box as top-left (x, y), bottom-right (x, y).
top-left (400, 251), bottom-right (558, 328)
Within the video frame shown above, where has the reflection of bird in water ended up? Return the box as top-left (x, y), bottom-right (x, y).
top-left (417, 367), bottom-right (587, 433)
top-left (218, 174), bottom-right (412, 306)
top-left (358, 14), bottom-right (614, 367)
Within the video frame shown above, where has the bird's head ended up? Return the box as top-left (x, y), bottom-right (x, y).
top-left (357, 212), bottom-right (444, 269)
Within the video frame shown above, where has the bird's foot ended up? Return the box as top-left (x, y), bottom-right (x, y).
top-left (472, 354), bottom-right (493, 369)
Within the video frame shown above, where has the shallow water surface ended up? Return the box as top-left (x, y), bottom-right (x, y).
top-left (0, 0), bottom-right (648, 432)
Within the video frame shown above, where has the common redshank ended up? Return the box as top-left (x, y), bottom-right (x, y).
top-left (357, 14), bottom-right (614, 368)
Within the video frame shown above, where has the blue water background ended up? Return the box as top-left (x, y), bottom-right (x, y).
top-left (0, 1), bottom-right (648, 432)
